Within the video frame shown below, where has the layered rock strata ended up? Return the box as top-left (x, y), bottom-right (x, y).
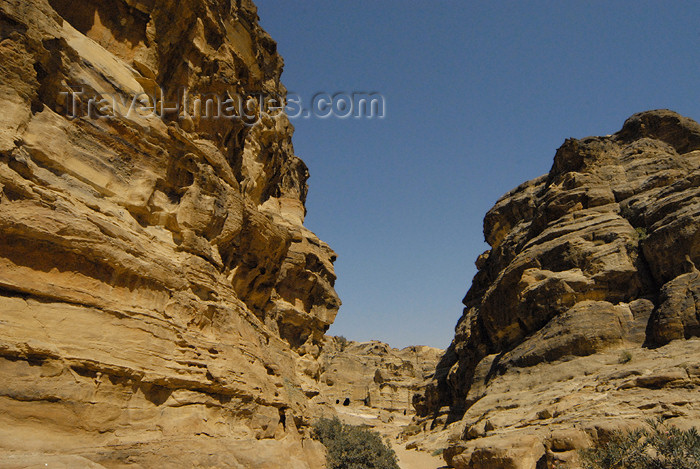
top-left (413, 110), bottom-right (700, 468)
top-left (312, 338), bottom-right (442, 419)
top-left (0, 0), bottom-right (339, 467)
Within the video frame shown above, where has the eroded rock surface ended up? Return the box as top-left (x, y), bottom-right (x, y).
top-left (311, 337), bottom-right (445, 469)
top-left (312, 338), bottom-right (442, 418)
top-left (413, 110), bottom-right (700, 468)
top-left (0, 0), bottom-right (338, 467)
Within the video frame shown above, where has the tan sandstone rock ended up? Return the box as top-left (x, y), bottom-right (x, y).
top-left (313, 337), bottom-right (442, 418)
top-left (309, 337), bottom-right (445, 469)
top-left (0, 0), bottom-right (339, 466)
top-left (414, 110), bottom-right (700, 469)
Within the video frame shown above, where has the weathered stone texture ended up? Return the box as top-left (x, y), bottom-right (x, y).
top-left (0, 0), bottom-right (338, 466)
top-left (413, 110), bottom-right (700, 469)
top-left (312, 338), bottom-right (442, 417)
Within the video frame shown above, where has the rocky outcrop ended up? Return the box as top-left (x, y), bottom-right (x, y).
top-left (413, 110), bottom-right (700, 468)
top-left (310, 337), bottom-right (445, 469)
top-left (0, 0), bottom-right (338, 467)
top-left (312, 338), bottom-right (442, 418)
top-left (433, 340), bottom-right (700, 469)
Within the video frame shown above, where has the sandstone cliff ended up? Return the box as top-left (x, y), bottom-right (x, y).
top-left (0, 0), bottom-right (339, 467)
top-left (314, 337), bottom-right (442, 419)
top-left (413, 110), bottom-right (700, 468)
top-left (313, 337), bottom-right (445, 469)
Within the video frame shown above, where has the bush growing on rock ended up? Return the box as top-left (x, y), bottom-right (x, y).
top-left (312, 417), bottom-right (400, 469)
top-left (579, 419), bottom-right (700, 469)
top-left (335, 335), bottom-right (349, 351)
top-left (618, 350), bottom-right (633, 364)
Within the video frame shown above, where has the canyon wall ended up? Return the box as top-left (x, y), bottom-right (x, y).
top-left (0, 0), bottom-right (340, 467)
top-left (313, 338), bottom-right (442, 418)
top-left (5, 2), bottom-right (700, 467)
top-left (413, 110), bottom-right (700, 468)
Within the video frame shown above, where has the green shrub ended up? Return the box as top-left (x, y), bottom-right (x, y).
top-left (634, 227), bottom-right (648, 242)
top-left (626, 227), bottom-right (649, 256)
top-left (336, 335), bottom-right (349, 352)
top-left (579, 419), bottom-right (700, 469)
top-left (399, 424), bottom-right (421, 439)
top-left (312, 417), bottom-right (400, 469)
top-left (619, 351), bottom-right (633, 364)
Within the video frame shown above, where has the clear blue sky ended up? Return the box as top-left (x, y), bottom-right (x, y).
top-left (255, 1), bottom-right (700, 349)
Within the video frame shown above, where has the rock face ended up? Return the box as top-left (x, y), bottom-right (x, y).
top-left (414, 110), bottom-right (700, 468)
top-left (312, 338), bottom-right (442, 418)
top-left (0, 0), bottom-right (339, 467)
top-left (310, 337), bottom-right (446, 469)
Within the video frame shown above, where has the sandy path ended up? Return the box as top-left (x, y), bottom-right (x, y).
top-left (391, 442), bottom-right (447, 469)
top-left (335, 406), bottom-right (448, 468)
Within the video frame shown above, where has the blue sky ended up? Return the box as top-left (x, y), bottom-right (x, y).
top-left (255, 1), bottom-right (700, 349)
